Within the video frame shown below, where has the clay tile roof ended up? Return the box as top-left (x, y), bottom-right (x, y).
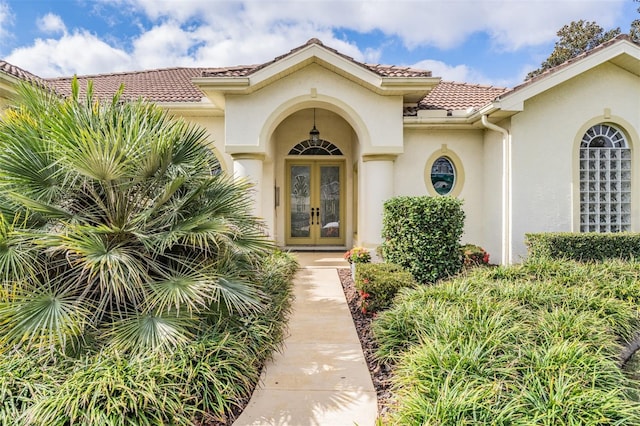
top-left (364, 64), bottom-right (431, 77)
top-left (201, 65), bottom-right (258, 77)
top-left (7, 38), bottom-right (433, 104)
top-left (47, 67), bottom-right (213, 102)
top-left (232, 38), bottom-right (431, 78)
top-left (411, 81), bottom-right (508, 114)
top-left (0, 60), bottom-right (47, 86)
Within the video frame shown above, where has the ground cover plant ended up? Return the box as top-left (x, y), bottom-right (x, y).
top-left (0, 80), bottom-right (298, 425)
top-left (373, 258), bottom-right (640, 425)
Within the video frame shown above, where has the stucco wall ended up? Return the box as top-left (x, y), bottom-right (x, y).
top-left (509, 62), bottom-right (640, 261)
top-left (179, 115), bottom-right (229, 171)
top-left (224, 63), bottom-right (404, 154)
top-left (397, 128), bottom-right (488, 250)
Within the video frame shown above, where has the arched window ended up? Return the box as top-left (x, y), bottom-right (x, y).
top-left (288, 139), bottom-right (343, 156)
top-left (579, 123), bottom-right (631, 232)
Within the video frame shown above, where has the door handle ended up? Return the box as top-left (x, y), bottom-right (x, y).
top-left (310, 207), bottom-right (320, 225)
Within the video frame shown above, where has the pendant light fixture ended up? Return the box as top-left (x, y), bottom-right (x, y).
top-left (309, 108), bottom-right (320, 144)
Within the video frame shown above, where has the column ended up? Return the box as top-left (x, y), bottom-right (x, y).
top-left (360, 154), bottom-right (396, 248)
top-left (231, 153), bottom-right (265, 218)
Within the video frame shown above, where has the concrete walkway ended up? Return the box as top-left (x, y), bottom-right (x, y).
top-left (233, 252), bottom-right (378, 426)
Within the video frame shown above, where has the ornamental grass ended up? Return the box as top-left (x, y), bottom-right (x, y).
top-left (374, 259), bottom-right (640, 425)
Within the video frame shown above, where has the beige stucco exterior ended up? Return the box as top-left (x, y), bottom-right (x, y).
top-left (1, 37), bottom-right (640, 264)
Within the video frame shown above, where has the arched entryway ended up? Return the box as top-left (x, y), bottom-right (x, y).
top-left (273, 107), bottom-right (358, 248)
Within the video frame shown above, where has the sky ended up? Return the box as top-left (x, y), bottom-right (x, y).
top-left (0, 0), bottom-right (637, 88)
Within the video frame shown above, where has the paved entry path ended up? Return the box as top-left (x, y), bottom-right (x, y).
top-left (233, 252), bottom-right (378, 426)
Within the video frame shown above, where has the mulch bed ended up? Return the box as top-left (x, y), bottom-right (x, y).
top-left (337, 267), bottom-right (393, 416)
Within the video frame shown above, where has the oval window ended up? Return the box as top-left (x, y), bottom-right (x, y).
top-left (431, 156), bottom-right (456, 195)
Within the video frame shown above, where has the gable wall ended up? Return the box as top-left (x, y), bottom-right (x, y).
top-left (509, 62), bottom-right (640, 261)
top-left (225, 63), bottom-right (404, 153)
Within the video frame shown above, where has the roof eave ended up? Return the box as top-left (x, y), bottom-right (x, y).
top-left (382, 76), bottom-right (440, 102)
top-left (156, 100), bottom-right (224, 116)
top-left (496, 38), bottom-right (640, 111)
top-left (191, 77), bottom-right (250, 91)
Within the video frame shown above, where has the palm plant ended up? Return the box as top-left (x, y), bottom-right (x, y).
top-left (0, 79), bottom-right (273, 356)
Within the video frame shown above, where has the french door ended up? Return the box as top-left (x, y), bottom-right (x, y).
top-left (286, 160), bottom-right (345, 246)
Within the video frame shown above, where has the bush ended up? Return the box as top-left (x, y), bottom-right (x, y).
top-left (460, 243), bottom-right (490, 268)
top-left (526, 232), bottom-right (640, 262)
top-left (343, 247), bottom-right (371, 264)
top-left (354, 263), bottom-right (417, 313)
top-left (381, 196), bottom-right (465, 283)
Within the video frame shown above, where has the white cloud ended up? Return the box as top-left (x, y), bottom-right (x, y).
top-left (130, 22), bottom-right (199, 68)
top-left (106, 0), bottom-right (629, 51)
top-left (6, 30), bottom-right (132, 77)
top-left (0, 1), bottom-right (13, 48)
top-left (412, 59), bottom-right (477, 83)
top-left (2, 0), bottom-right (632, 83)
top-left (37, 13), bottom-right (66, 35)
top-left (411, 59), bottom-right (506, 87)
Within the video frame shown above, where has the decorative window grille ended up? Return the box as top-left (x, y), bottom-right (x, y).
top-left (579, 124), bottom-right (631, 232)
top-left (288, 139), bottom-right (342, 156)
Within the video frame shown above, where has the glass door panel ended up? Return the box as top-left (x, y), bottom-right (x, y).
top-left (286, 161), bottom-right (344, 246)
top-left (290, 165), bottom-right (311, 238)
top-left (320, 165), bottom-right (340, 238)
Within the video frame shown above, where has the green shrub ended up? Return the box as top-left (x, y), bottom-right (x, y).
top-left (354, 263), bottom-right (417, 313)
top-left (526, 232), bottom-right (640, 262)
top-left (460, 243), bottom-right (490, 268)
top-left (381, 196), bottom-right (465, 283)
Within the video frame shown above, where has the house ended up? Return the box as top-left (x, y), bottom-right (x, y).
top-left (1, 36), bottom-right (639, 264)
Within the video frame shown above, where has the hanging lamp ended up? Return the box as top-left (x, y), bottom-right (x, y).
top-left (309, 108), bottom-right (320, 144)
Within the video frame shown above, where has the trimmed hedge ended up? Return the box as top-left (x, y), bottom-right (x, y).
top-left (526, 232), bottom-right (640, 262)
top-left (354, 263), bottom-right (417, 313)
top-left (381, 196), bottom-right (465, 283)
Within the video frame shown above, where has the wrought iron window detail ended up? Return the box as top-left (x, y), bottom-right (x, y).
top-left (288, 139), bottom-right (343, 156)
top-left (579, 124), bottom-right (631, 232)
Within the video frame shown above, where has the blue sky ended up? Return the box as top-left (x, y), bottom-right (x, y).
top-left (0, 0), bottom-right (637, 88)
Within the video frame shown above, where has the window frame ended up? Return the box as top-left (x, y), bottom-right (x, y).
top-left (424, 145), bottom-right (465, 197)
top-left (578, 123), bottom-right (631, 233)
top-left (573, 117), bottom-right (639, 233)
